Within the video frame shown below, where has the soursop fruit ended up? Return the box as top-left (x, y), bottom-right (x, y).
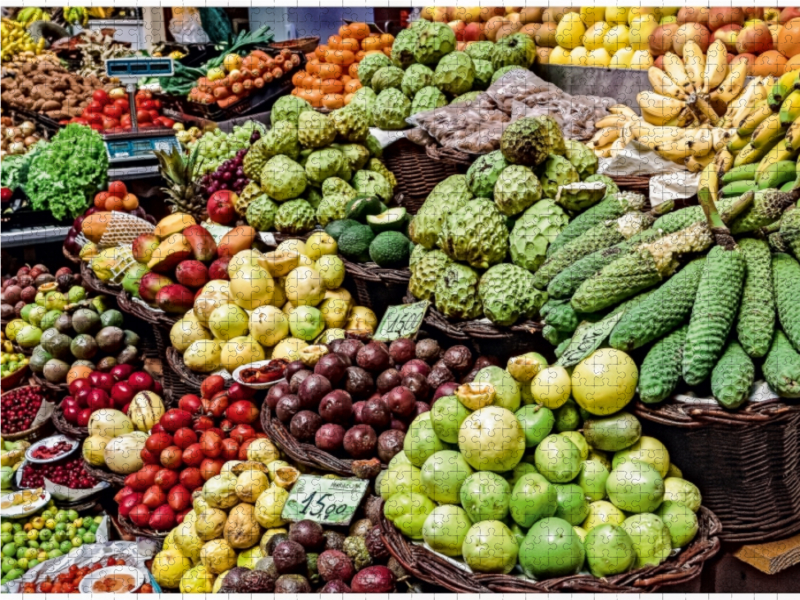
top-left (349, 87), bottom-right (377, 126)
top-left (352, 170), bottom-right (393, 202)
top-left (491, 65), bottom-right (527, 85)
top-left (365, 134), bottom-right (382, 158)
top-left (322, 177), bottom-right (357, 199)
top-left (305, 187), bottom-right (323, 210)
top-left (451, 91), bottom-right (483, 105)
top-left (298, 110), bottom-right (336, 149)
top-left (305, 149), bottom-right (347, 185)
top-left (536, 154), bottom-right (580, 199)
top-left (271, 95), bottom-right (313, 125)
top-left (402, 64), bottom-right (435, 98)
top-left (509, 200), bottom-right (570, 272)
top-left (438, 199), bottom-right (509, 269)
top-left (367, 158), bottom-right (397, 188)
top-left (274, 199), bottom-right (315, 234)
top-left (501, 117), bottom-right (558, 167)
top-left (359, 53), bottom-right (392, 87)
top-left (466, 150), bottom-right (509, 198)
top-left (409, 243), bottom-right (429, 269)
top-left (494, 165), bottom-right (543, 216)
top-left (479, 264), bottom-right (547, 326)
top-left (372, 66), bottom-right (405, 94)
top-left (374, 89), bottom-right (411, 130)
top-left (261, 155), bottom-right (307, 201)
top-left (411, 86), bottom-right (447, 115)
top-left (465, 41), bottom-right (494, 62)
top-left (245, 194), bottom-right (279, 231)
top-left (316, 193), bottom-right (350, 226)
top-left (491, 33), bottom-right (536, 71)
top-left (555, 181), bottom-right (607, 212)
top-left (564, 139), bottom-right (598, 180)
top-left (435, 263), bottom-right (482, 320)
top-left (433, 174), bottom-right (471, 197)
top-left (235, 181), bottom-right (265, 216)
top-left (391, 27), bottom-right (420, 69)
top-left (408, 190), bottom-right (471, 249)
top-left (585, 173), bottom-right (620, 195)
top-left (243, 121), bottom-right (300, 179)
top-left (329, 105), bottom-right (369, 143)
top-left (414, 21), bottom-right (456, 65)
top-left (472, 59), bottom-right (493, 90)
top-left (335, 144), bottom-right (370, 172)
top-left (433, 51), bottom-right (475, 96)
top-left (409, 249), bottom-right (451, 301)
top-left (538, 116), bottom-right (566, 156)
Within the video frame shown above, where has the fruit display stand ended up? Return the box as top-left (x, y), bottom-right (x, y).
top-left (81, 460), bottom-right (128, 488)
top-left (116, 291), bottom-right (179, 331)
top-left (78, 261), bottom-right (123, 297)
top-left (51, 402), bottom-right (88, 440)
top-left (379, 507), bottom-right (721, 593)
top-left (634, 395), bottom-right (800, 543)
top-left (0, 386), bottom-right (56, 444)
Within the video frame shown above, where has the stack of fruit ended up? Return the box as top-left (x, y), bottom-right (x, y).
top-left (0, 387), bottom-right (46, 437)
top-left (0, 118), bottom-right (43, 159)
top-left (291, 22), bottom-right (394, 109)
top-left (0, 438), bottom-right (30, 491)
top-left (1, 265), bottom-right (81, 323)
top-left (1, 335), bottom-right (29, 381)
top-left (22, 555), bottom-right (153, 594)
top-left (168, 235), bottom-right (379, 375)
top-left (19, 457), bottom-right (98, 490)
top-left (382, 348), bottom-right (703, 579)
top-left (186, 121), bottom-right (266, 178)
top-left (71, 88), bottom-right (176, 133)
top-left (0, 17), bottom-right (47, 62)
top-left (0, 507), bottom-right (102, 585)
top-left (408, 114), bottom-right (610, 326)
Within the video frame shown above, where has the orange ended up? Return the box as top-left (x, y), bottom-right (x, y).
top-left (379, 33), bottom-right (395, 48)
top-left (318, 63), bottom-right (343, 78)
top-left (315, 45), bottom-right (329, 61)
top-left (292, 70), bottom-right (307, 87)
top-left (340, 22), bottom-right (370, 40)
top-left (66, 365), bottom-right (92, 385)
top-left (94, 191), bottom-right (110, 209)
top-left (122, 193), bottom-right (139, 210)
top-left (324, 49), bottom-right (355, 66)
top-left (322, 93), bottom-right (345, 109)
top-left (348, 62), bottom-right (360, 78)
top-left (355, 51), bottom-right (366, 62)
top-left (319, 78), bottom-right (344, 94)
top-left (362, 36), bottom-right (382, 53)
top-left (344, 92), bottom-right (355, 105)
top-left (344, 79), bottom-right (362, 93)
top-left (108, 181), bottom-right (127, 197)
top-left (382, 46), bottom-right (392, 57)
top-left (105, 196), bottom-right (124, 211)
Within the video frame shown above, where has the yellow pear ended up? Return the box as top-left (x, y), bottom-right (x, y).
top-left (579, 7), bottom-right (605, 27)
top-left (603, 25), bottom-right (630, 54)
top-left (609, 47), bottom-right (635, 69)
top-left (627, 7), bottom-right (657, 25)
top-left (568, 46), bottom-right (589, 66)
top-left (605, 7), bottom-right (628, 25)
top-left (584, 21), bottom-right (611, 50)
top-left (586, 48), bottom-right (612, 67)
top-left (629, 15), bottom-right (659, 51)
top-left (548, 46), bottom-right (571, 65)
top-left (630, 49), bottom-right (654, 70)
top-left (555, 12), bottom-right (586, 49)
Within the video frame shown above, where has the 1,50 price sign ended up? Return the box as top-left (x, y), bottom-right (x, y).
top-left (373, 301), bottom-right (430, 342)
top-left (281, 475), bottom-right (369, 526)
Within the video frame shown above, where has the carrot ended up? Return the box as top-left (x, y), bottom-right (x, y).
top-left (251, 50), bottom-right (270, 61)
top-left (217, 94), bottom-right (241, 108)
top-left (213, 86), bottom-right (230, 99)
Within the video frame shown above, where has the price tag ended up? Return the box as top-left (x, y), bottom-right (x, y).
top-left (281, 475), bottom-right (368, 526)
top-left (373, 301), bottom-right (429, 342)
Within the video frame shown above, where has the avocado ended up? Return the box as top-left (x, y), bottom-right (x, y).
top-left (97, 356), bottom-right (117, 371)
top-left (96, 326), bottom-right (124, 354)
top-left (70, 334), bottom-right (98, 360)
top-left (324, 219), bottom-right (361, 242)
top-left (583, 412), bottom-right (642, 452)
top-left (368, 231), bottom-right (411, 267)
top-left (337, 225), bottom-right (375, 263)
top-left (72, 308), bottom-right (100, 334)
top-left (345, 196), bottom-right (384, 222)
top-left (100, 309), bottom-right (124, 328)
top-left (54, 313), bottom-right (73, 334)
top-left (29, 346), bottom-right (53, 374)
top-left (43, 332), bottom-right (72, 360)
top-left (367, 207), bottom-right (409, 234)
top-left (39, 328), bottom-right (60, 350)
top-left (40, 310), bottom-right (63, 331)
top-left (43, 358), bottom-right (70, 383)
top-left (123, 330), bottom-right (140, 347)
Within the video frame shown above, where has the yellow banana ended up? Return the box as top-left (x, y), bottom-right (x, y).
top-left (786, 118), bottom-right (800, 152)
top-left (711, 127), bottom-right (733, 151)
top-left (698, 160), bottom-right (719, 204)
top-left (638, 91), bottom-right (686, 122)
top-left (657, 136), bottom-right (695, 162)
top-left (768, 69), bottom-right (800, 110)
top-left (752, 112), bottom-right (787, 149)
top-left (725, 77), bottom-right (767, 129)
top-left (647, 66), bottom-right (687, 100)
top-left (682, 41), bottom-right (705, 93)
top-left (756, 140), bottom-right (796, 177)
top-left (662, 53), bottom-right (694, 95)
top-left (702, 39), bottom-right (729, 94)
top-left (779, 90), bottom-right (800, 127)
top-left (608, 104), bottom-right (638, 119)
top-left (595, 114), bottom-right (628, 129)
top-left (685, 152), bottom-right (715, 172)
top-left (734, 136), bottom-right (783, 167)
top-left (590, 127), bottom-right (620, 147)
top-left (714, 147), bottom-right (735, 177)
top-left (609, 137), bottom-right (627, 158)
top-left (685, 127), bottom-right (714, 157)
top-left (737, 103), bottom-right (774, 137)
top-left (711, 61), bottom-right (747, 104)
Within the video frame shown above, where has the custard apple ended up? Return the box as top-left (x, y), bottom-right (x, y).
top-left (479, 263), bottom-right (547, 326)
top-left (234, 181), bottom-right (264, 216)
top-left (585, 174), bottom-right (620, 195)
top-left (410, 86), bottom-right (448, 115)
top-left (391, 27), bottom-right (419, 69)
top-left (555, 181), bottom-right (607, 212)
top-left (274, 199), bottom-right (315, 234)
top-left (297, 110), bottom-right (336, 149)
top-left (408, 187), bottom-right (471, 249)
top-left (245, 194), bottom-right (279, 231)
top-left (501, 117), bottom-right (559, 168)
top-left (494, 165), bottom-right (543, 216)
top-left (491, 65), bottom-right (527, 85)
top-left (330, 104), bottom-right (369, 143)
top-left (322, 177), bottom-right (357, 199)
top-left (402, 64), bottom-right (435, 98)
top-left (358, 52), bottom-right (392, 86)
top-left (491, 33), bottom-right (536, 71)
top-left (242, 121), bottom-right (299, 179)
top-left (451, 91), bottom-right (483, 105)
top-left (372, 66), bottom-right (405, 94)
top-left (261, 155), bottom-right (307, 201)
top-left (367, 158), bottom-right (397, 188)
top-left (409, 249), bottom-right (451, 301)
top-left (352, 170), bottom-right (393, 202)
top-left (316, 193), bottom-right (350, 226)
top-left (433, 174), bottom-right (471, 197)
top-left (472, 59), bottom-right (493, 90)
top-left (536, 154), bottom-right (579, 199)
top-left (305, 149), bottom-right (347, 185)
top-left (438, 199), bottom-right (509, 269)
top-left (508, 199), bottom-right (570, 272)
top-left (409, 243), bottom-right (429, 269)
top-left (433, 51), bottom-right (475, 96)
top-left (271, 95), bottom-right (313, 125)
top-left (414, 22), bottom-right (456, 65)
top-left (374, 88), bottom-right (411, 130)
top-left (350, 87), bottom-right (377, 126)
top-left (365, 134), bottom-right (382, 158)
top-left (305, 187), bottom-right (323, 210)
top-left (434, 263), bottom-right (482, 320)
top-left (335, 143), bottom-right (370, 172)
top-left (466, 150), bottom-right (509, 198)
top-left (465, 41), bottom-right (494, 62)
top-left (564, 139), bottom-right (598, 180)
top-left (538, 116), bottom-right (567, 156)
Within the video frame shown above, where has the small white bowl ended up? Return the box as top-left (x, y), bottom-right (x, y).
top-left (232, 359), bottom-right (286, 390)
top-left (0, 488), bottom-right (50, 519)
top-left (78, 565), bottom-right (145, 594)
top-left (25, 434), bottom-right (79, 464)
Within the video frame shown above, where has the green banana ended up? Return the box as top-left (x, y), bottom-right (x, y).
top-left (721, 180), bottom-right (757, 197)
top-left (780, 90), bottom-right (800, 128)
top-left (757, 160), bottom-right (798, 190)
top-left (768, 70), bottom-right (800, 111)
top-left (721, 163), bottom-right (758, 185)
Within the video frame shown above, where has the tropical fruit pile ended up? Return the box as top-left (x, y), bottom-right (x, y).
top-left (1, 264), bottom-right (80, 322)
top-left (408, 114), bottom-right (615, 325)
top-left (382, 349), bottom-right (702, 578)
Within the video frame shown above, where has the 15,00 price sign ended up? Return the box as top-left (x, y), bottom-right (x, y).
top-left (281, 475), bottom-right (369, 526)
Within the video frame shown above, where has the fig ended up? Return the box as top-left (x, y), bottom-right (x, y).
top-left (289, 520), bottom-right (326, 552)
top-left (297, 373), bottom-right (332, 410)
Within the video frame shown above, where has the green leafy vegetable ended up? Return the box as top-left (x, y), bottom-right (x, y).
top-left (0, 141), bottom-right (47, 193)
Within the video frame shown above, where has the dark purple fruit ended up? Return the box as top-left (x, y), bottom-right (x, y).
top-left (415, 402), bottom-right (431, 417)
top-left (427, 364), bottom-right (455, 389)
top-left (320, 580), bottom-right (351, 593)
top-left (390, 418), bottom-right (408, 432)
top-left (351, 566), bottom-right (395, 593)
top-left (274, 574), bottom-right (311, 593)
top-left (318, 390), bottom-right (353, 425)
top-left (361, 397), bottom-right (390, 430)
top-left (266, 381), bottom-right (291, 411)
top-left (314, 353), bottom-right (348, 384)
top-left (384, 386), bottom-right (416, 418)
top-left (272, 540), bottom-right (307, 575)
top-left (317, 550), bottom-right (355, 583)
top-left (356, 342), bottom-right (391, 373)
top-left (315, 423), bottom-right (346, 452)
top-left (352, 401), bottom-right (366, 424)
top-left (401, 372), bottom-right (430, 402)
top-left (289, 369), bottom-right (312, 394)
top-left (335, 339), bottom-right (364, 363)
top-left (297, 374), bottom-right (332, 411)
top-left (433, 382), bottom-right (460, 403)
top-left (376, 368), bottom-right (402, 394)
top-left (275, 394), bottom-right (302, 423)
top-left (289, 520), bottom-right (326, 552)
top-left (284, 360), bottom-right (307, 382)
top-left (388, 338), bottom-right (416, 365)
top-left (343, 425), bottom-right (377, 459)
top-left (377, 430), bottom-right (405, 463)
top-left (443, 345), bottom-right (473, 372)
top-left (474, 355), bottom-right (500, 370)
top-left (327, 338), bottom-right (345, 354)
top-left (344, 366), bottom-right (374, 399)
top-left (415, 338), bottom-right (441, 363)
top-left (290, 410), bottom-right (323, 442)
top-left (324, 530), bottom-right (346, 551)
top-left (400, 359), bottom-right (431, 378)
top-left (365, 526), bottom-right (389, 560)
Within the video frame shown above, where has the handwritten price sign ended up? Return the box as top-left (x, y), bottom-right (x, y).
top-left (281, 475), bottom-right (369, 526)
top-left (373, 301), bottom-right (430, 342)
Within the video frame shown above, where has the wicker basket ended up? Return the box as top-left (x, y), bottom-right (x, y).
top-left (380, 506), bottom-right (721, 593)
top-left (153, 329), bottom-right (196, 403)
top-left (62, 244), bottom-right (81, 265)
top-left (0, 387), bottom-right (56, 443)
top-left (424, 144), bottom-right (473, 167)
top-left (80, 261), bottom-right (122, 296)
top-left (165, 347), bottom-right (206, 392)
top-left (52, 402), bottom-right (89, 440)
top-left (268, 36), bottom-right (320, 55)
top-left (30, 371), bottom-right (69, 394)
top-left (116, 514), bottom-right (169, 540)
top-left (634, 396), bottom-right (800, 543)
top-left (117, 291), bottom-right (178, 329)
top-left (83, 460), bottom-right (127, 487)
top-left (1, 364), bottom-right (29, 391)
top-left (607, 174), bottom-right (652, 195)
top-left (383, 138), bottom-right (462, 214)
top-left (343, 259), bottom-right (411, 317)
top-left (260, 405), bottom-right (384, 477)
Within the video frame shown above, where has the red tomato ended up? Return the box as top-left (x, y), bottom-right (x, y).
top-left (120, 114), bottom-right (132, 128)
top-left (114, 98), bottom-right (130, 112)
top-left (87, 100), bottom-right (104, 113)
top-left (92, 89), bottom-right (109, 105)
top-left (101, 116), bottom-right (119, 130)
top-left (151, 99), bottom-right (163, 110)
top-left (156, 116), bottom-right (176, 128)
top-left (85, 112), bottom-right (104, 125)
top-left (90, 123), bottom-right (104, 132)
top-left (136, 90), bottom-right (152, 100)
top-left (103, 104), bottom-right (123, 119)
top-left (140, 99), bottom-right (155, 110)
top-left (148, 109), bottom-right (160, 121)
top-left (108, 181), bottom-right (128, 197)
top-left (135, 109), bottom-right (152, 123)
top-left (72, 118), bottom-right (90, 126)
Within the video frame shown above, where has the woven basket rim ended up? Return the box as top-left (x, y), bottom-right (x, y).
top-left (31, 371), bottom-right (69, 393)
top-left (425, 144), bottom-right (474, 166)
top-left (380, 506), bottom-right (722, 593)
top-left (342, 256), bottom-right (411, 285)
top-left (164, 347), bottom-right (205, 391)
top-left (116, 513), bottom-right (169, 540)
top-left (0, 386), bottom-right (57, 441)
top-left (62, 245), bottom-right (81, 265)
top-left (80, 261), bottom-right (122, 296)
top-left (634, 397), bottom-right (800, 429)
top-left (52, 402), bottom-right (89, 439)
top-left (83, 459), bottom-right (127, 487)
top-left (117, 291), bottom-right (178, 329)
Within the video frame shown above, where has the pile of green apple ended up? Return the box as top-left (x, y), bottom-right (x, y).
top-left (380, 348), bottom-right (703, 580)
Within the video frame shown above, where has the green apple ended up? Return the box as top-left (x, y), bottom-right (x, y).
top-left (461, 520), bottom-right (518, 574)
top-left (405, 413), bottom-right (450, 467)
top-left (612, 436), bottom-right (670, 477)
top-left (573, 526), bottom-right (588, 543)
top-left (560, 431), bottom-right (589, 460)
top-left (555, 484), bottom-right (590, 525)
top-left (458, 406), bottom-right (525, 473)
top-left (583, 500), bottom-right (626, 532)
top-left (515, 405), bottom-right (554, 448)
top-left (506, 462), bottom-right (538, 489)
top-left (584, 524), bottom-right (635, 577)
top-left (553, 398), bottom-right (582, 432)
top-left (422, 505), bottom-right (472, 557)
top-left (384, 492), bottom-right (436, 540)
top-left (622, 513), bottom-right (672, 568)
top-left (510, 473), bottom-right (557, 528)
top-left (663, 477), bottom-right (702, 513)
top-left (519, 517), bottom-right (585, 578)
top-left (534, 434), bottom-right (582, 483)
top-left (606, 460), bottom-right (664, 513)
top-left (577, 458), bottom-right (610, 501)
top-left (473, 366), bottom-right (520, 412)
top-left (420, 450), bottom-right (473, 504)
top-left (431, 396), bottom-right (472, 444)
top-left (378, 462), bottom-right (425, 499)
top-left (460, 471), bottom-right (511, 522)
top-left (656, 501), bottom-right (699, 547)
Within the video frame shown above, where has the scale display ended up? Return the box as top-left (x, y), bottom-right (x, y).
top-left (105, 57), bottom-right (173, 80)
top-left (104, 136), bottom-right (179, 161)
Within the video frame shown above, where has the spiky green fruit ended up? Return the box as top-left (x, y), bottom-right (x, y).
top-left (372, 66), bottom-right (405, 94)
top-left (584, 174), bottom-right (620, 195)
top-left (564, 139), bottom-right (599, 180)
top-left (438, 199), bottom-right (509, 269)
top-left (402, 64), bottom-right (434, 97)
top-left (736, 238), bottom-right (775, 358)
top-left (410, 86), bottom-right (448, 115)
top-left (374, 88), bottom-right (411, 130)
top-left (330, 105), bottom-right (370, 143)
top-left (316, 193), bottom-right (350, 226)
top-left (472, 59), bottom-right (493, 90)
top-left (322, 177), bottom-right (357, 199)
top-left (359, 52), bottom-right (393, 87)
top-left (305, 148), bottom-right (348, 185)
top-left (434, 263), bottom-right (482, 320)
top-left (409, 249), bottom-right (451, 301)
top-left (639, 326), bottom-right (687, 404)
top-left (494, 165), bottom-right (543, 216)
top-left (508, 200), bottom-right (570, 272)
top-left (414, 21), bottom-right (456, 65)
top-left (465, 41), bottom-right (494, 62)
top-left (390, 27), bottom-right (419, 69)
top-left (536, 154), bottom-right (579, 199)
top-left (274, 199), bottom-right (315, 234)
top-left (466, 150), bottom-right (509, 198)
top-left (501, 117), bottom-right (561, 168)
top-left (297, 110), bottom-right (336, 149)
top-left (763, 330), bottom-right (800, 398)
top-left (491, 33), bottom-right (536, 70)
top-left (711, 341), bottom-right (754, 409)
top-left (270, 95), bottom-right (313, 125)
top-left (260, 155), bottom-right (307, 201)
top-left (245, 194), bottom-right (278, 231)
top-left (433, 51), bottom-right (475, 96)
top-left (772, 252), bottom-right (800, 353)
top-left (479, 264), bottom-right (547, 326)
top-left (352, 170), bottom-right (393, 202)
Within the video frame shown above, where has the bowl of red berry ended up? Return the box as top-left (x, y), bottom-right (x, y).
top-left (0, 385), bottom-right (55, 442)
top-left (25, 435), bottom-right (80, 465)
top-left (17, 456), bottom-right (109, 502)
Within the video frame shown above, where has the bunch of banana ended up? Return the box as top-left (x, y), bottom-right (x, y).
top-left (15, 7), bottom-right (49, 28)
top-left (64, 7), bottom-right (89, 27)
top-left (1, 18), bottom-right (47, 62)
top-left (87, 7), bottom-right (113, 19)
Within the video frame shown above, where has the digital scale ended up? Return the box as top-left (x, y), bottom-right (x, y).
top-left (103, 57), bottom-right (179, 165)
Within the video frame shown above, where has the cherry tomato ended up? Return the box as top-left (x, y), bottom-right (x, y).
top-left (135, 109), bottom-right (152, 123)
top-left (1, 187), bottom-right (12, 203)
top-left (151, 99), bottom-right (162, 110)
top-left (92, 89), bottom-right (109, 105)
top-left (103, 104), bottom-right (123, 119)
top-left (136, 89), bottom-right (152, 100)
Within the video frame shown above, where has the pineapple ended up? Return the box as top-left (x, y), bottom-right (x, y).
top-left (155, 147), bottom-right (206, 220)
